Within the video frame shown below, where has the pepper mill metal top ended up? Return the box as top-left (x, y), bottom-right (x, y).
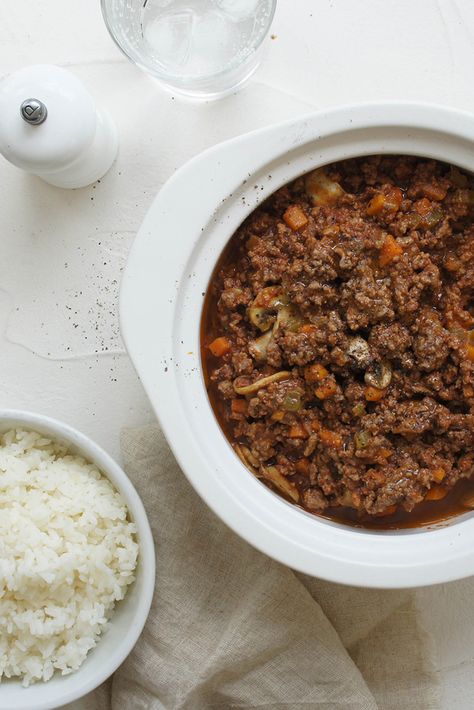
top-left (20, 98), bottom-right (48, 125)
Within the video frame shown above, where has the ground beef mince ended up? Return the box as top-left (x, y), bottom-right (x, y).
top-left (201, 156), bottom-right (474, 528)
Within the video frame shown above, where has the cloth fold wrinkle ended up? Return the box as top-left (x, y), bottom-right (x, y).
top-left (89, 424), bottom-right (438, 710)
top-left (298, 577), bottom-right (441, 709)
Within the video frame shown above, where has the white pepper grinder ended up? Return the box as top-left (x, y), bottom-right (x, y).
top-left (0, 64), bottom-right (118, 188)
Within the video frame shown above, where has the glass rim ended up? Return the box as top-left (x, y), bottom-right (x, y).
top-left (100, 0), bottom-right (277, 85)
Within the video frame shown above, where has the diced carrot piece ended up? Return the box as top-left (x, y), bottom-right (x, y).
top-left (444, 255), bottom-right (462, 273)
top-left (319, 428), bottom-right (342, 448)
top-left (421, 183), bottom-right (447, 201)
top-left (366, 193), bottom-right (386, 216)
top-left (367, 186), bottom-right (403, 217)
top-left (378, 448), bottom-right (392, 459)
top-left (299, 323), bottom-right (317, 335)
top-left (365, 385), bottom-right (386, 401)
top-left (374, 504), bottom-right (397, 517)
top-left (467, 344), bottom-right (474, 362)
top-left (271, 410), bottom-right (285, 422)
top-left (315, 379), bottom-right (337, 400)
top-left (304, 363), bottom-right (329, 383)
top-left (384, 186), bottom-right (403, 211)
top-left (295, 458), bottom-right (310, 475)
top-left (231, 399), bottom-right (248, 415)
top-left (253, 285), bottom-right (282, 307)
top-left (454, 311), bottom-right (474, 328)
top-left (433, 468), bottom-right (446, 483)
top-left (425, 485), bottom-right (448, 501)
top-left (246, 235), bottom-right (260, 250)
top-left (378, 235), bottom-right (403, 267)
top-left (414, 197), bottom-right (432, 216)
top-left (283, 205), bottom-right (309, 231)
top-left (369, 469), bottom-right (387, 486)
top-left (288, 423), bottom-right (309, 439)
top-left (208, 336), bottom-right (231, 357)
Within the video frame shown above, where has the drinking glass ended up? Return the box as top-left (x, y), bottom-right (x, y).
top-left (101, 0), bottom-right (277, 100)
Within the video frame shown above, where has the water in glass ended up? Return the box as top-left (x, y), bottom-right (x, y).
top-left (102, 0), bottom-right (276, 98)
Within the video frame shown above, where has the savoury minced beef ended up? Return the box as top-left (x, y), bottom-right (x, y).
top-left (201, 155), bottom-right (474, 527)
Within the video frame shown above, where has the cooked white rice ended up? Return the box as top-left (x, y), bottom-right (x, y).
top-left (0, 428), bottom-right (139, 686)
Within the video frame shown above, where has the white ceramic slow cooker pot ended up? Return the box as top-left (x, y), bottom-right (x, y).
top-left (121, 102), bottom-right (474, 588)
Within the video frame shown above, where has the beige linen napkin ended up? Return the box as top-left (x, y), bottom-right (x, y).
top-left (92, 425), bottom-right (439, 710)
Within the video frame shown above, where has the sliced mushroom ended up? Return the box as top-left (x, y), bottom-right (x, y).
top-left (346, 336), bottom-right (371, 369)
top-left (248, 330), bottom-right (274, 363)
top-left (276, 304), bottom-right (303, 332)
top-left (305, 168), bottom-right (344, 206)
top-left (233, 371), bottom-right (291, 395)
top-left (261, 465), bottom-right (300, 502)
top-left (364, 360), bottom-right (392, 389)
top-left (339, 489), bottom-right (357, 508)
top-left (248, 306), bottom-right (277, 332)
top-left (248, 288), bottom-right (289, 332)
top-left (234, 444), bottom-right (260, 472)
top-left (236, 448), bottom-right (300, 502)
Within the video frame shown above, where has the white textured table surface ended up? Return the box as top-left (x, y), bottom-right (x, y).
top-left (2, 1), bottom-right (474, 708)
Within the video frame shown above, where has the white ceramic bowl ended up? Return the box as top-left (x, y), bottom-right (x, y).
top-left (0, 410), bottom-right (155, 710)
top-left (121, 102), bottom-right (474, 589)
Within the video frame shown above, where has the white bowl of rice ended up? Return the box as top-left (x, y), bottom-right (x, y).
top-left (0, 410), bottom-right (155, 710)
